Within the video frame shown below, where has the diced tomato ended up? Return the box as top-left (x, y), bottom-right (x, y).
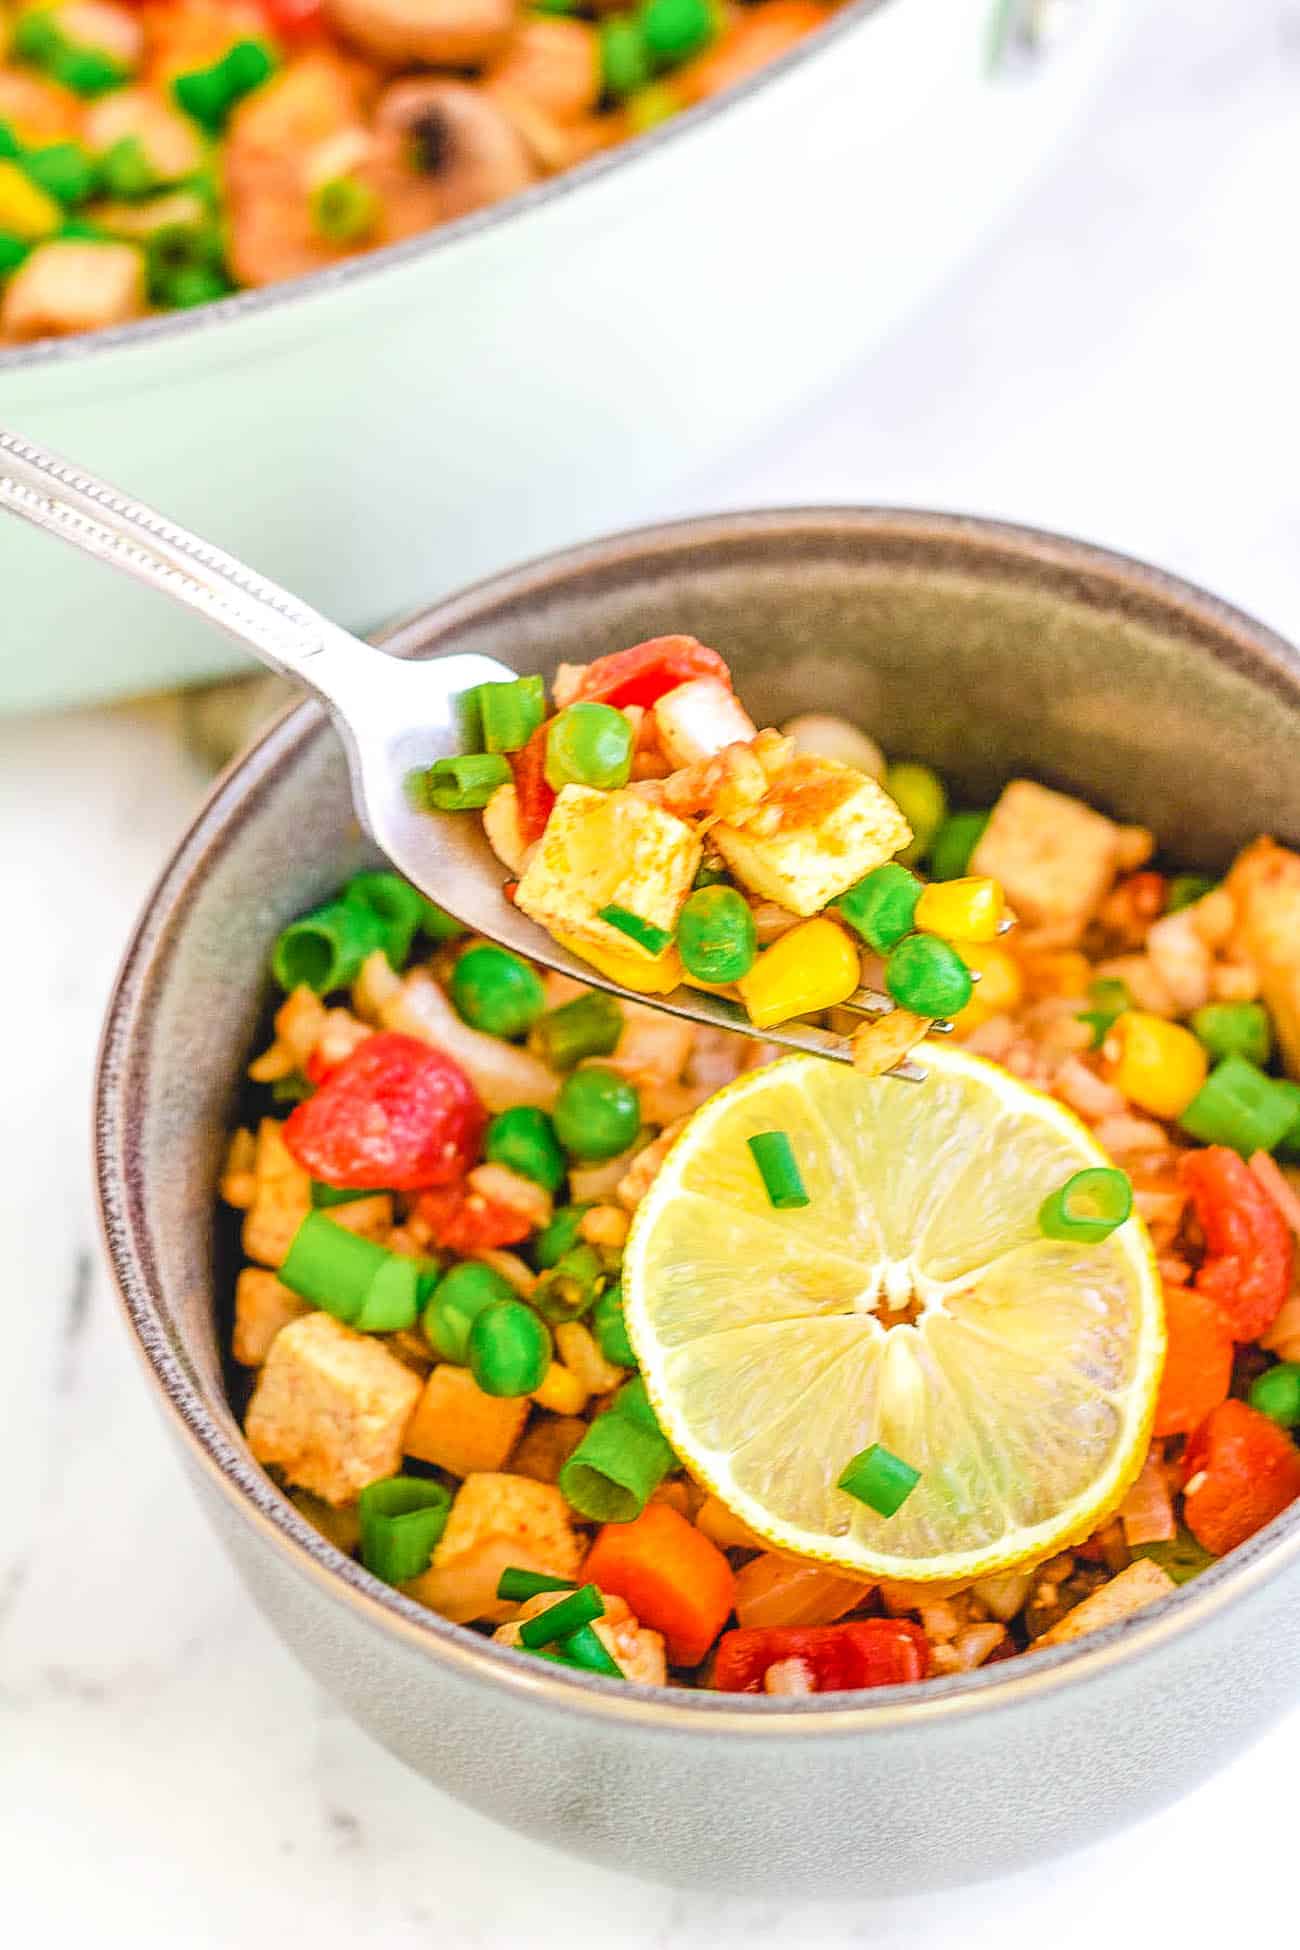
top-left (257, 0), bottom-right (324, 37)
top-left (416, 1179), bottom-right (533, 1250)
top-left (1153, 1283), bottom-right (1235, 1437)
top-left (1125, 871), bottom-right (1167, 920)
top-left (509, 722), bottom-right (555, 847)
top-left (1182, 1398), bottom-right (1300, 1556)
top-left (1180, 1146), bottom-right (1293, 1340)
top-left (711, 1620), bottom-right (930, 1694)
top-left (283, 1032), bottom-right (484, 1190)
top-left (570, 637), bottom-right (733, 712)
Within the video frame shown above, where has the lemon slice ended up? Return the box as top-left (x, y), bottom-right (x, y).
top-left (623, 1047), bottom-right (1164, 1584)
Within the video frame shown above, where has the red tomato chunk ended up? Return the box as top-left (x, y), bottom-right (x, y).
top-left (1182, 1398), bottom-right (1300, 1556)
top-left (416, 1180), bottom-right (533, 1250)
top-left (1180, 1145), bottom-right (1293, 1341)
top-left (509, 722), bottom-right (557, 846)
top-left (711, 1619), bottom-right (930, 1693)
top-left (571, 637), bottom-right (733, 711)
top-left (284, 1032), bottom-right (484, 1190)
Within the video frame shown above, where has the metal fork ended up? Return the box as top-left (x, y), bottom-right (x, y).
top-left (0, 426), bottom-right (927, 1075)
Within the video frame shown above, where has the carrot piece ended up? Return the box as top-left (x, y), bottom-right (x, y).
top-left (583, 1503), bottom-right (735, 1666)
top-left (1182, 1398), bottom-right (1300, 1556)
top-left (1152, 1284), bottom-right (1234, 1438)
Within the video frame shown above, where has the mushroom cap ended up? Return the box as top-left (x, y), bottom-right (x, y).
top-left (375, 77), bottom-right (537, 221)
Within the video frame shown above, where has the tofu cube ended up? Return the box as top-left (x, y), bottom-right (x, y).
top-left (515, 784), bottom-right (700, 958)
top-left (1032, 1558), bottom-right (1175, 1649)
top-left (242, 1118), bottom-right (311, 1268)
top-left (404, 1362), bottom-right (530, 1477)
top-left (712, 756), bottom-right (911, 916)
top-left (232, 1267), bottom-right (310, 1367)
top-left (652, 678), bottom-right (758, 768)
top-left (2, 240), bottom-right (145, 341)
top-left (1226, 837), bottom-right (1300, 1077)
top-left (971, 780), bottom-right (1121, 939)
top-left (245, 1311), bottom-right (421, 1506)
top-left (405, 1472), bottom-right (581, 1624)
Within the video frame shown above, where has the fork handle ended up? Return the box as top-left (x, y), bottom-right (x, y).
top-left (0, 425), bottom-right (387, 702)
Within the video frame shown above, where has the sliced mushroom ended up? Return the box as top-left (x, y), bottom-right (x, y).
top-left (374, 78), bottom-right (536, 222)
top-left (323, 0), bottom-right (517, 69)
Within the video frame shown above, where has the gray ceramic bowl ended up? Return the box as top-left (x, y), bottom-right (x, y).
top-left (96, 511), bottom-right (1300, 1898)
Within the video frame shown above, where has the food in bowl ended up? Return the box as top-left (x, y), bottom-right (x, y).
top-left (220, 645), bottom-right (1300, 1695)
top-left (0, 0), bottom-right (831, 340)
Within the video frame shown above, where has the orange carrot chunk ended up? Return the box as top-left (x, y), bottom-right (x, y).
top-left (1153, 1284), bottom-right (1234, 1438)
top-left (583, 1502), bottom-right (736, 1666)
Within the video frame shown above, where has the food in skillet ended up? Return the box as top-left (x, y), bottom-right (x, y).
top-left (0, 0), bottom-right (832, 341)
top-left (220, 641), bottom-right (1300, 1693)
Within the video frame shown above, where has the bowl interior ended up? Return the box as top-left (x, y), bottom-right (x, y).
top-left (100, 509), bottom-right (1300, 1688)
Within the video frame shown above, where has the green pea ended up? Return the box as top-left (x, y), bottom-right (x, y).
top-left (835, 863), bottom-right (920, 953)
top-left (422, 1260), bottom-right (515, 1363)
top-left (600, 14), bottom-right (651, 97)
top-left (485, 1105), bottom-right (567, 1194)
top-left (591, 1282), bottom-right (636, 1367)
top-left (640, 0), bottom-right (716, 65)
top-left (1190, 1001), bottom-right (1272, 1068)
top-left (467, 1298), bottom-right (551, 1397)
top-left (885, 931), bottom-right (973, 1018)
top-left (886, 761), bottom-right (947, 868)
top-left (533, 1203), bottom-right (592, 1268)
top-left (1249, 1362), bottom-right (1300, 1430)
top-left (928, 810), bottom-right (991, 882)
top-left (450, 943), bottom-right (546, 1038)
top-left (676, 885), bottom-right (757, 984)
top-left (553, 1066), bottom-right (641, 1160)
top-left (544, 702), bottom-right (634, 792)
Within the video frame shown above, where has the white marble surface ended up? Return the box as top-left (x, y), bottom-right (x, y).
top-left (5, 0), bottom-right (1300, 1940)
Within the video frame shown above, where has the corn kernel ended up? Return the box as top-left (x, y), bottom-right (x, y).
top-left (0, 160), bottom-right (61, 240)
top-left (1107, 1010), bottom-right (1208, 1120)
top-left (950, 943), bottom-right (1024, 1031)
top-left (914, 876), bottom-right (1006, 944)
top-left (554, 929), bottom-right (683, 995)
top-left (530, 1360), bottom-right (588, 1416)
top-left (736, 916), bottom-right (860, 1029)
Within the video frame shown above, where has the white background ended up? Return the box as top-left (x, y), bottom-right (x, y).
top-left (4, 0), bottom-right (1300, 1941)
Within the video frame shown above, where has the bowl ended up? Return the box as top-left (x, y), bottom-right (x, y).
top-left (2, 0), bottom-right (1128, 715)
top-left (95, 508), bottom-right (1300, 1897)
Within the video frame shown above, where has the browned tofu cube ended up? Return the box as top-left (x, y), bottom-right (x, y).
top-left (242, 1118), bottom-right (311, 1268)
top-left (971, 780), bottom-right (1122, 940)
top-left (232, 1267), bottom-right (311, 1367)
top-left (2, 240), bottom-right (145, 341)
top-left (1032, 1558), bottom-right (1175, 1649)
top-left (245, 1312), bottom-right (421, 1506)
top-left (404, 1363), bottom-right (530, 1478)
top-left (406, 1472), bottom-right (581, 1625)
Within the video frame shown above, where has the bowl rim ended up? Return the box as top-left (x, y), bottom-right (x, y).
top-left (95, 505), bottom-right (1300, 1735)
top-left (1, 0), bottom-right (897, 379)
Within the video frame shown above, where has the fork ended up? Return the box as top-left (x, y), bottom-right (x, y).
top-left (0, 425), bottom-right (929, 1076)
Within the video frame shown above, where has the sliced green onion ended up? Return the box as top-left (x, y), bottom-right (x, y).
top-left (1078, 976), bottom-right (1132, 1050)
top-left (342, 870), bottom-right (426, 969)
top-left (1189, 1000), bottom-right (1272, 1068)
top-left (0, 121), bottom-right (18, 161)
top-left (358, 1476), bottom-right (451, 1584)
top-left (1038, 1167), bottom-right (1132, 1243)
top-left (352, 1254), bottom-right (420, 1333)
top-left (532, 1243), bottom-right (603, 1323)
top-left (418, 752), bottom-right (512, 811)
top-left (591, 1281), bottom-right (636, 1367)
top-left (612, 1374), bottom-right (670, 1446)
top-left (310, 173), bottom-right (380, 245)
top-left (1166, 874), bottom-right (1216, 913)
top-left (56, 46), bottom-right (126, 94)
top-left (174, 39), bottom-right (276, 132)
top-left (532, 1203), bottom-right (592, 1268)
top-left (496, 1566), bottom-right (578, 1602)
top-left (311, 1181), bottom-right (381, 1209)
top-left (544, 702), bottom-right (633, 792)
top-left (271, 1074), bottom-right (314, 1105)
top-left (598, 903), bottom-right (673, 956)
top-left (473, 675), bottom-right (546, 754)
top-left (1249, 1361), bottom-right (1300, 1429)
top-left (280, 1213), bottom-right (389, 1322)
top-left (271, 897), bottom-right (388, 993)
top-left (558, 1412), bottom-right (676, 1522)
top-left (485, 1104), bottom-right (567, 1193)
top-left (419, 896), bottom-right (467, 942)
top-left (0, 230), bottom-right (31, 274)
top-left (517, 1582), bottom-right (604, 1648)
top-left (747, 1131), bottom-right (809, 1210)
top-left (552, 1623), bottom-right (622, 1677)
top-left (529, 991), bottom-right (623, 1071)
top-left (838, 1442), bottom-right (921, 1517)
top-left (1179, 1054), bottom-right (1298, 1155)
